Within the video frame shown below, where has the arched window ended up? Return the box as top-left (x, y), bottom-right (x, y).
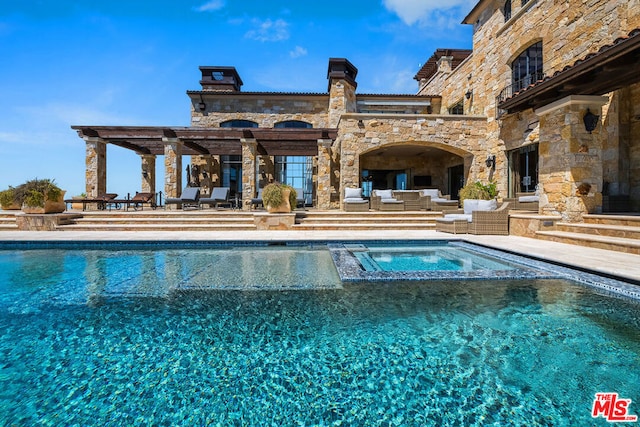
top-left (220, 120), bottom-right (258, 128)
top-left (274, 120), bottom-right (313, 129)
top-left (503, 0), bottom-right (512, 21)
top-left (511, 42), bottom-right (543, 92)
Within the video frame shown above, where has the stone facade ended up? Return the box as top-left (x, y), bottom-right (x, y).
top-left (76, 1), bottom-right (639, 220)
top-left (418, 0), bottom-right (640, 220)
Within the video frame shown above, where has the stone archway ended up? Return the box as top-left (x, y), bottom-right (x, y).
top-left (358, 142), bottom-right (471, 197)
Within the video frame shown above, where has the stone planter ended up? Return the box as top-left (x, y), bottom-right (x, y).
top-left (21, 191), bottom-right (66, 214)
top-left (1, 202), bottom-right (20, 211)
top-left (266, 188), bottom-right (292, 213)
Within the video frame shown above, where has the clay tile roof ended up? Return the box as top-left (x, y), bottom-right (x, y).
top-left (413, 49), bottom-right (472, 82)
top-left (498, 28), bottom-right (640, 112)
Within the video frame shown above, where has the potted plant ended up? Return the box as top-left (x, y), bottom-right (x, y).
top-left (458, 180), bottom-right (498, 213)
top-left (262, 183), bottom-right (297, 213)
top-left (0, 179), bottom-right (66, 214)
top-left (458, 180), bottom-right (498, 202)
top-left (0, 187), bottom-right (19, 210)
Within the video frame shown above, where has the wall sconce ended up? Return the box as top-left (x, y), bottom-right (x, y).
top-left (357, 119), bottom-right (364, 127)
top-left (142, 169), bottom-right (148, 178)
top-left (197, 95), bottom-right (206, 112)
top-left (583, 108), bottom-right (599, 133)
top-left (485, 155), bottom-right (496, 169)
top-left (465, 89), bottom-right (473, 100)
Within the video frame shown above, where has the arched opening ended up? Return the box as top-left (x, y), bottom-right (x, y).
top-left (359, 143), bottom-right (467, 199)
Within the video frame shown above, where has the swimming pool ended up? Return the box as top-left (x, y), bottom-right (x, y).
top-left (1, 242), bottom-right (639, 425)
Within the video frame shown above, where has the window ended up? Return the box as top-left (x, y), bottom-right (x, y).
top-left (212, 71), bottom-right (224, 81)
top-left (274, 120), bottom-right (312, 128)
top-left (220, 120), bottom-right (258, 128)
top-left (221, 155), bottom-right (242, 198)
top-left (511, 42), bottom-right (543, 93)
top-left (274, 156), bottom-right (313, 206)
top-left (508, 144), bottom-right (538, 195)
top-left (448, 101), bottom-right (464, 115)
top-left (504, 0), bottom-right (512, 21)
top-left (521, 0), bottom-right (529, 5)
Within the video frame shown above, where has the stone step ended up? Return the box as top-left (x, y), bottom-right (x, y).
top-left (59, 223), bottom-right (257, 232)
top-left (583, 214), bottom-right (640, 227)
top-left (71, 216), bottom-right (255, 225)
top-left (556, 222), bottom-right (640, 240)
top-left (536, 230), bottom-right (640, 255)
top-left (293, 223), bottom-right (436, 230)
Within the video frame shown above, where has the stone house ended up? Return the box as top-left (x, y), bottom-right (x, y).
top-left (73, 0), bottom-right (640, 220)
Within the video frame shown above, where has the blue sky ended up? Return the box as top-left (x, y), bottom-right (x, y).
top-left (0, 0), bottom-right (474, 199)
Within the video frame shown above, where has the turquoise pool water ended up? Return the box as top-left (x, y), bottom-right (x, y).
top-left (352, 244), bottom-right (516, 272)
top-left (1, 245), bottom-right (639, 426)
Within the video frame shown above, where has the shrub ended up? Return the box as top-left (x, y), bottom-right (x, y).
top-left (0, 179), bottom-right (63, 208)
top-left (262, 183), bottom-right (297, 210)
top-left (458, 181), bottom-right (498, 201)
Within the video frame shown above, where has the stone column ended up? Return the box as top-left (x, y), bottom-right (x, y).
top-left (317, 139), bottom-right (333, 209)
top-left (84, 136), bottom-right (106, 199)
top-left (140, 154), bottom-right (156, 194)
top-left (535, 95), bottom-right (608, 221)
top-left (241, 138), bottom-right (258, 211)
top-left (163, 137), bottom-right (183, 208)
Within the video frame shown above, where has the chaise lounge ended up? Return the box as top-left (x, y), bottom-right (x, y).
top-left (199, 187), bottom-right (230, 209)
top-left (165, 187), bottom-right (200, 210)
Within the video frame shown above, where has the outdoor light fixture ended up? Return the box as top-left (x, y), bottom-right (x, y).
top-left (197, 94), bottom-right (206, 112)
top-left (583, 108), bottom-right (599, 133)
top-left (142, 168), bottom-right (148, 178)
top-left (465, 89), bottom-right (473, 99)
top-left (485, 154), bottom-right (496, 169)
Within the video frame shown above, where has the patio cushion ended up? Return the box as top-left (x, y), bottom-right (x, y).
top-left (345, 187), bottom-right (363, 198)
top-left (443, 213), bottom-right (473, 222)
top-left (519, 195), bottom-right (540, 202)
top-left (344, 197), bottom-right (366, 202)
top-left (375, 189), bottom-right (393, 199)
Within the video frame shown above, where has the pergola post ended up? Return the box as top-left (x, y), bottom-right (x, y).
top-left (84, 136), bottom-right (106, 199)
top-left (241, 138), bottom-right (258, 211)
top-left (140, 154), bottom-right (156, 195)
top-left (163, 137), bottom-right (183, 208)
top-left (317, 139), bottom-right (333, 209)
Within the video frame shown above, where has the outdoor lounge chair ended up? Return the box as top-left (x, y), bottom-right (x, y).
top-left (294, 188), bottom-right (306, 209)
top-left (436, 200), bottom-right (510, 235)
top-left (65, 193), bottom-right (118, 211)
top-left (113, 192), bottom-right (156, 211)
top-left (250, 189), bottom-right (263, 209)
top-left (343, 187), bottom-right (369, 212)
top-left (199, 187), bottom-right (230, 209)
top-left (164, 187), bottom-right (200, 209)
top-left (371, 189), bottom-right (404, 211)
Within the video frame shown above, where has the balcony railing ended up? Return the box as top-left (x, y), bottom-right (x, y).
top-left (496, 71), bottom-right (546, 105)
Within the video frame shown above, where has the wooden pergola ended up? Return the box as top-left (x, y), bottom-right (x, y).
top-left (71, 125), bottom-right (338, 209)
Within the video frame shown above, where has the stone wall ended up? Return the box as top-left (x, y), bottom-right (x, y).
top-left (336, 114), bottom-right (488, 198)
top-left (191, 95), bottom-right (330, 128)
top-left (419, 0), bottom-right (640, 218)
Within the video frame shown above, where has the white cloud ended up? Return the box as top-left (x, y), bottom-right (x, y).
top-left (245, 18), bottom-right (289, 42)
top-left (194, 0), bottom-right (225, 13)
top-left (289, 46), bottom-right (307, 58)
top-left (382, 0), bottom-right (473, 26)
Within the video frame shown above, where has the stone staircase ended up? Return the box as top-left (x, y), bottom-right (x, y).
top-left (0, 212), bottom-right (18, 230)
top-left (293, 211), bottom-right (441, 230)
top-left (536, 214), bottom-right (640, 255)
top-left (49, 210), bottom-right (443, 232)
top-left (56, 210), bottom-right (258, 232)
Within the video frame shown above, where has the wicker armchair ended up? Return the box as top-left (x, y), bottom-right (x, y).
top-left (468, 202), bottom-right (511, 235)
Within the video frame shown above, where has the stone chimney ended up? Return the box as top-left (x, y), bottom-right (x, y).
top-left (327, 58), bottom-right (358, 127)
top-left (199, 66), bottom-right (243, 92)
